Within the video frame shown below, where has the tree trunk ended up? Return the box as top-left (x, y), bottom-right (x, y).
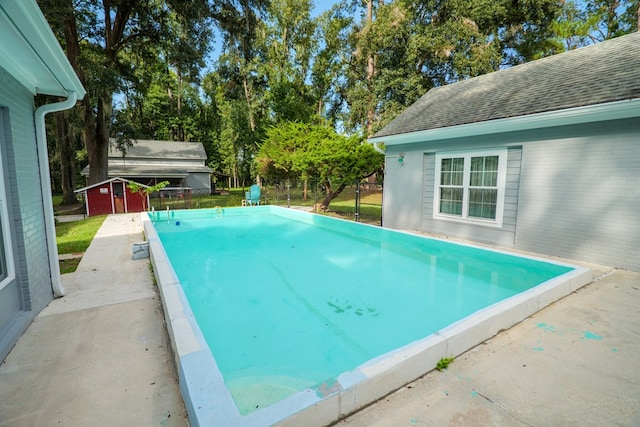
top-left (242, 72), bottom-right (256, 132)
top-left (56, 110), bottom-right (78, 205)
top-left (365, 0), bottom-right (378, 137)
top-left (319, 180), bottom-right (347, 211)
top-left (85, 95), bottom-right (112, 185)
top-left (303, 178), bottom-right (308, 201)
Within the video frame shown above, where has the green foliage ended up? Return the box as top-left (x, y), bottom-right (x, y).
top-left (257, 121), bottom-right (383, 209)
top-left (41, 0), bottom-right (637, 193)
top-left (436, 357), bottom-right (455, 371)
top-left (127, 181), bottom-right (170, 196)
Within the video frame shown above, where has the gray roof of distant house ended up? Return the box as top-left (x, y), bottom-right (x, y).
top-left (108, 139), bottom-right (207, 160)
top-left (373, 32), bottom-right (640, 139)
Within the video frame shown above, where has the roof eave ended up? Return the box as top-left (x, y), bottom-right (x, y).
top-left (369, 98), bottom-right (640, 147)
top-left (0, 0), bottom-right (85, 98)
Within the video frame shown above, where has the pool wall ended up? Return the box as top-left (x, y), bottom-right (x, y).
top-left (142, 207), bottom-right (592, 427)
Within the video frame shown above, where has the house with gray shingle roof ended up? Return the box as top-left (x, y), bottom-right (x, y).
top-left (81, 139), bottom-right (212, 195)
top-left (369, 31), bottom-right (640, 272)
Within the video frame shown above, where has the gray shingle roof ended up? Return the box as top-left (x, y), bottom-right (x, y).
top-left (373, 32), bottom-right (640, 139)
top-left (108, 139), bottom-right (207, 160)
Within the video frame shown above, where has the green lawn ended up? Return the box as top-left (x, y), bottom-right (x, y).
top-left (59, 258), bottom-right (81, 274)
top-left (56, 215), bottom-right (107, 254)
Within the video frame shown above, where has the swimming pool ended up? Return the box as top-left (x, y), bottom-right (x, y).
top-left (143, 206), bottom-right (591, 426)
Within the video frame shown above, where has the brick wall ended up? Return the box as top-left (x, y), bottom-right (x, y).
top-left (0, 65), bottom-right (53, 346)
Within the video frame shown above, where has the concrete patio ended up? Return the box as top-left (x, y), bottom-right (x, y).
top-left (0, 213), bottom-right (638, 426)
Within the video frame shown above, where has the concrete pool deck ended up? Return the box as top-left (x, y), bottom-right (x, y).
top-left (0, 214), bottom-right (187, 426)
top-left (0, 213), bottom-right (639, 426)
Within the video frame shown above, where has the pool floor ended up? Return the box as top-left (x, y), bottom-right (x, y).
top-left (144, 206), bottom-right (592, 426)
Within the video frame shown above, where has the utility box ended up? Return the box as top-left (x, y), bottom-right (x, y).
top-left (132, 242), bottom-right (150, 260)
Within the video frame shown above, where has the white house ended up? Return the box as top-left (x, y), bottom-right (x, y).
top-left (369, 33), bottom-right (640, 272)
top-left (0, 0), bottom-right (85, 361)
top-left (82, 139), bottom-right (212, 195)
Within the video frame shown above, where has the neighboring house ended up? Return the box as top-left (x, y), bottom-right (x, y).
top-left (75, 178), bottom-right (149, 216)
top-left (81, 139), bottom-right (212, 195)
top-left (0, 0), bottom-right (85, 361)
top-left (369, 32), bottom-right (640, 272)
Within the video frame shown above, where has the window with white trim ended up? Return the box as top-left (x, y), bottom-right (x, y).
top-left (433, 149), bottom-right (507, 227)
top-left (0, 110), bottom-right (15, 291)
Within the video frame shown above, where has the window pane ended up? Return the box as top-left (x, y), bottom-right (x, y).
top-left (0, 218), bottom-right (5, 281)
top-left (470, 156), bottom-right (484, 172)
top-left (484, 171), bottom-right (498, 187)
top-left (469, 156), bottom-right (499, 188)
top-left (470, 171), bottom-right (482, 186)
top-left (484, 155), bottom-right (498, 171)
top-left (468, 189), bottom-right (497, 219)
top-left (440, 188), bottom-right (462, 215)
top-left (441, 158), bottom-right (464, 186)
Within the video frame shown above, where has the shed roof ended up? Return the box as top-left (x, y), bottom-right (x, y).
top-left (372, 32), bottom-right (640, 140)
top-left (0, 0), bottom-right (85, 97)
top-left (109, 139), bottom-right (207, 161)
top-left (80, 164), bottom-right (212, 178)
top-left (74, 177), bottom-right (149, 194)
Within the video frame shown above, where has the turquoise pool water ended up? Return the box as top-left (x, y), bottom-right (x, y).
top-left (150, 207), bottom-right (573, 415)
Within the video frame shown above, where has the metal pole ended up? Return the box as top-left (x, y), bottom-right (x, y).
top-left (287, 180), bottom-right (291, 208)
top-left (355, 180), bottom-right (360, 222)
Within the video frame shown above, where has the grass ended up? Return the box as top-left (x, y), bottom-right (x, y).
top-left (56, 215), bottom-right (107, 254)
top-left (436, 357), bottom-right (455, 371)
top-left (59, 258), bottom-right (81, 274)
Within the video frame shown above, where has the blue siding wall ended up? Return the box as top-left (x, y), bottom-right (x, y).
top-left (383, 138), bottom-right (522, 247)
top-left (515, 119), bottom-right (640, 271)
top-left (0, 66), bottom-right (54, 361)
top-left (382, 118), bottom-right (640, 271)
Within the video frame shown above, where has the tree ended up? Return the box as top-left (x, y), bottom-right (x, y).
top-left (257, 122), bottom-right (383, 210)
top-left (259, 0), bottom-right (318, 123)
top-left (127, 180), bottom-right (169, 212)
top-left (38, 0), bottom-right (213, 185)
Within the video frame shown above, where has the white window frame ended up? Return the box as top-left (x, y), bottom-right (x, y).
top-left (0, 113), bottom-right (16, 292)
top-left (432, 148), bottom-right (508, 228)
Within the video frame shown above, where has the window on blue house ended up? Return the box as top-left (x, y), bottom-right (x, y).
top-left (433, 149), bottom-right (507, 227)
top-left (0, 110), bottom-right (15, 290)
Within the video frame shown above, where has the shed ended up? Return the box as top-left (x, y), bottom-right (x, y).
top-left (369, 32), bottom-right (640, 272)
top-left (75, 178), bottom-right (150, 216)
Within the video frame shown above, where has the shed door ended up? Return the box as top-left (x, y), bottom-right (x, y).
top-left (113, 182), bottom-right (125, 213)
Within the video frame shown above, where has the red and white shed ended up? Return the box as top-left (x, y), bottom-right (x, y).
top-left (74, 177), bottom-right (149, 216)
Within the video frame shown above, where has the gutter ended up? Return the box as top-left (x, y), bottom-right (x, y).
top-left (34, 90), bottom-right (78, 298)
top-left (372, 142), bottom-right (385, 155)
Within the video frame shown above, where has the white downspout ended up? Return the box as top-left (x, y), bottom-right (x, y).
top-left (372, 141), bottom-right (385, 155)
top-left (34, 90), bottom-right (78, 298)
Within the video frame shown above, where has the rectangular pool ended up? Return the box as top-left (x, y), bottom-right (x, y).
top-left (143, 206), bottom-right (591, 426)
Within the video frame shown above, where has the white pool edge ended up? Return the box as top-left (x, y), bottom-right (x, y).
top-left (142, 210), bottom-right (593, 427)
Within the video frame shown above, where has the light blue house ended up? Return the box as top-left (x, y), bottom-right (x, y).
top-left (0, 0), bottom-right (85, 361)
top-left (370, 33), bottom-right (640, 272)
